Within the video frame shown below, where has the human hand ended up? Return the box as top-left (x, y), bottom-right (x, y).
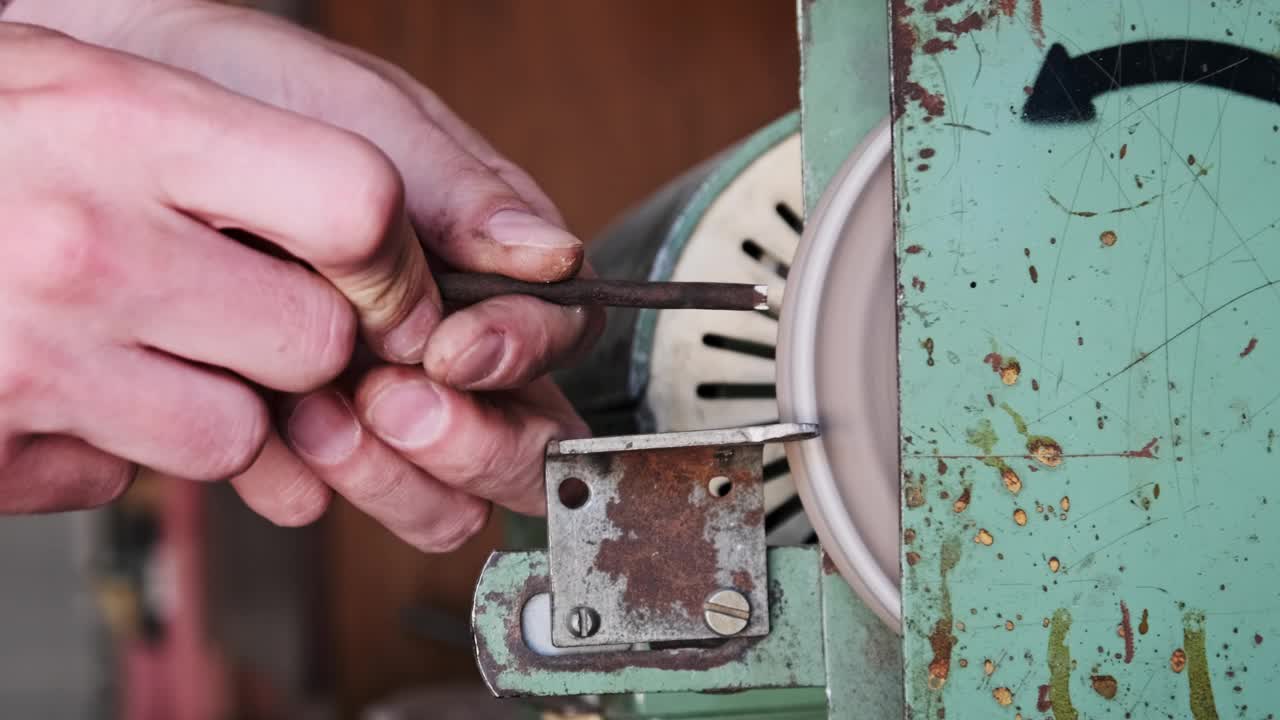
top-left (4, 0), bottom-right (602, 549)
top-left (0, 23), bottom-right (441, 510)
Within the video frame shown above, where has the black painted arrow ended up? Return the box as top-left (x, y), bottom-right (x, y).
top-left (1023, 40), bottom-right (1280, 123)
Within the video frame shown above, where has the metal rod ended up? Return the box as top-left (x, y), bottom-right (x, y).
top-left (436, 273), bottom-right (769, 311)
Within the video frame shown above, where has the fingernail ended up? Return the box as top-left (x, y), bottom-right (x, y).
top-left (488, 209), bottom-right (582, 250)
top-left (446, 332), bottom-right (506, 388)
top-left (288, 391), bottom-right (360, 464)
top-left (384, 299), bottom-right (440, 363)
top-left (367, 379), bottom-right (445, 448)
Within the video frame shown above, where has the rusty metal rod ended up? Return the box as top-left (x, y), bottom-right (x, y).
top-left (436, 273), bottom-right (769, 311)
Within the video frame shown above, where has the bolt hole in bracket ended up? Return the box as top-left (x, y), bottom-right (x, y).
top-left (542, 423), bottom-right (817, 648)
top-left (557, 477), bottom-right (590, 509)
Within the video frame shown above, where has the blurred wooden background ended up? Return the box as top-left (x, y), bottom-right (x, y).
top-left (298, 1), bottom-right (798, 714)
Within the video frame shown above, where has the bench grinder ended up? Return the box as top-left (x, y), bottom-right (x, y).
top-left (475, 1), bottom-right (1280, 718)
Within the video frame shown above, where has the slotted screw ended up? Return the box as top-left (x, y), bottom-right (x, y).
top-left (568, 606), bottom-right (600, 639)
top-left (704, 589), bottom-right (751, 636)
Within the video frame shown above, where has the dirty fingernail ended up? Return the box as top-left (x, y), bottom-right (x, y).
top-left (488, 209), bottom-right (582, 250)
top-left (446, 332), bottom-right (506, 388)
top-left (383, 298), bottom-right (441, 363)
top-left (367, 379), bottom-right (445, 448)
top-left (288, 391), bottom-right (360, 464)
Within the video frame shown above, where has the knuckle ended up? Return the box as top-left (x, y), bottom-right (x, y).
top-left (328, 138), bottom-right (404, 266)
top-left (342, 467), bottom-right (406, 508)
top-left (451, 433), bottom-right (510, 492)
top-left (17, 203), bottom-right (110, 303)
top-left (0, 342), bottom-right (36, 409)
top-left (290, 284), bottom-right (357, 390)
top-left (198, 395), bottom-right (270, 480)
top-left (81, 461), bottom-right (136, 509)
top-left (488, 298), bottom-right (556, 362)
top-left (61, 54), bottom-right (164, 138)
top-left (419, 158), bottom-right (524, 243)
top-left (499, 339), bottom-right (549, 388)
top-left (271, 473), bottom-right (331, 527)
top-left (414, 501), bottom-right (490, 553)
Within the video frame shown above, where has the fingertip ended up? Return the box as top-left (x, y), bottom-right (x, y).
top-left (359, 371), bottom-right (450, 451)
top-left (487, 209), bottom-right (580, 250)
top-left (210, 389), bottom-right (274, 482)
top-left (422, 297), bottom-right (592, 391)
top-left (285, 390), bottom-right (362, 466)
top-left (270, 469), bottom-right (334, 527)
top-left (484, 209), bottom-right (584, 282)
top-left (380, 294), bottom-right (442, 364)
top-left (230, 432), bottom-right (333, 527)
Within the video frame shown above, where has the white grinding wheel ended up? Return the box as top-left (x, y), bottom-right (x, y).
top-left (643, 133), bottom-right (815, 544)
top-left (777, 119), bottom-right (901, 631)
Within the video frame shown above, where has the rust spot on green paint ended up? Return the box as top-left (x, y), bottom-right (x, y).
top-left (922, 337), bottom-right (936, 366)
top-left (906, 483), bottom-right (926, 508)
top-left (1091, 675), bottom-right (1118, 699)
top-left (1183, 611), bottom-right (1220, 720)
top-left (1027, 436), bottom-right (1063, 467)
top-left (927, 618), bottom-right (954, 689)
top-left (926, 539), bottom-right (962, 692)
top-left (982, 352), bottom-right (1021, 384)
top-left (1047, 609), bottom-right (1078, 720)
top-left (996, 403), bottom-right (1062, 466)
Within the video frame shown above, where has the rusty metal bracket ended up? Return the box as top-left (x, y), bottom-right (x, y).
top-left (544, 423), bottom-right (816, 647)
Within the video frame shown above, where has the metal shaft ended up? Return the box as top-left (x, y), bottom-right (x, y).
top-left (436, 273), bottom-right (769, 311)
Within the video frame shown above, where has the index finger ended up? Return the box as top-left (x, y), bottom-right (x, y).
top-left (140, 63), bottom-right (440, 363)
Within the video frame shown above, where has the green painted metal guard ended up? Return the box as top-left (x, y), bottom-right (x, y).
top-left (800, 0), bottom-right (892, 213)
top-left (473, 548), bottom-right (831, 696)
top-left (799, 1), bottom-right (906, 718)
top-left (884, 0), bottom-right (1280, 718)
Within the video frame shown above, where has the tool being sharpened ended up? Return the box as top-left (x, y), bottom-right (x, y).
top-left (436, 273), bottom-right (776, 312)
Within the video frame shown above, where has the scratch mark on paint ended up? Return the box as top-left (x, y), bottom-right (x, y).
top-left (1047, 192), bottom-right (1097, 217)
top-left (908, 446), bottom-right (1156, 461)
top-left (1069, 518), bottom-right (1167, 573)
top-left (1034, 279), bottom-right (1280, 424)
top-left (941, 121), bottom-right (992, 135)
top-left (1048, 192), bottom-right (1160, 217)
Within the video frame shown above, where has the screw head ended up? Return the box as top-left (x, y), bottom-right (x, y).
top-left (703, 589), bottom-right (751, 636)
top-left (568, 606), bottom-right (600, 639)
